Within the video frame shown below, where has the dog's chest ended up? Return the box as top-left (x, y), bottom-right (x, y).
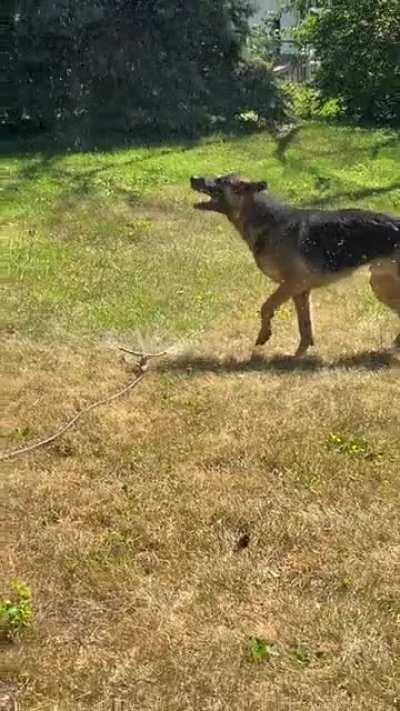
top-left (243, 223), bottom-right (283, 282)
top-left (254, 251), bottom-right (283, 282)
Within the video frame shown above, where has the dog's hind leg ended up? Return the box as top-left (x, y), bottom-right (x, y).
top-left (369, 261), bottom-right (400, 347)
top-left (293, 291), bottom-right (314, 357)
top-left (255, 283), bottom-right (293, 346)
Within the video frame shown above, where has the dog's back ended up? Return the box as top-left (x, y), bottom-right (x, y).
top-left (247, 193), bottom-right (400, 276)
top-left (298, 207), bottom-right (400, 273)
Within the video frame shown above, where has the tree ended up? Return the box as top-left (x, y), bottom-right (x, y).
top-left (294, 0), bottom-right (400, 124)
top-left (8, 0), bottom-right (284, 138)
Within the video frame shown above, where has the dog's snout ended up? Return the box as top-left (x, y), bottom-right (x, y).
top-left (190, 176), bottom-right (206, 192)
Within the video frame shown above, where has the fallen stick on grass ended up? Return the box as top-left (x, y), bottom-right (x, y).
top-left (0, 349), bottom-right (168, 462)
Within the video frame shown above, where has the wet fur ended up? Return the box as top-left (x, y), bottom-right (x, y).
top-left (191, 175), bottom-right (400, 355)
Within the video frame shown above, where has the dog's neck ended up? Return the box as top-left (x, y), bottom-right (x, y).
top-left (224, 192), bottom-right (290, 253)
top-left (225, 193), bottom-right (267, 242)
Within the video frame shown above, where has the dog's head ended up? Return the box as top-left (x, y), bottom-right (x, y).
top-left (190, 174), bottom-right (267, 215)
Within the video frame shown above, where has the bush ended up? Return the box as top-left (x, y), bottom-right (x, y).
top-left (6, 0), bottom-right (286, 138)
top-left (0, 580), bottom-right (33, 641)
top-left (235, 60), bottom-right (285, 124)
top-left (282, 81), bottom-right (343, 122)
top-left (247, 13), bottom-right (281, 64)
top-left (294, 0), bottom-right (400, 125)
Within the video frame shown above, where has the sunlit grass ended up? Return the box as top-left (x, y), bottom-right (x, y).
top-left (2, 123), bottom-right (400, 340)
top-left (2, 123), bottom-right (400, 710)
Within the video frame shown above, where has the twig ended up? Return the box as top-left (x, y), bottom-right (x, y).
top-left (119, 347), bottom-right (169, 359)
top-left (0, 373), bottom-right (145, 462)
top-left (0, 347), bottom-right (168, 462)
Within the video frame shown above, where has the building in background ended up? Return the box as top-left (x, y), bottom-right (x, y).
top-left (251, 0), bottom-right (299, 56)
top-left (251, 1), bottom-right (321, 81)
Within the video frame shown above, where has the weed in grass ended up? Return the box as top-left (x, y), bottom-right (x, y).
top-left (290, 642), bottom-right (313, 667)
top-left (340, 575), bottom-right (354, 592)
top-left (8, 426), bottom-right (34, 443)
top-left (69, 530), bottom-right (138, 571)
top-left (377, 597), bottom-right (400, 616)
top-left (326, 432), bottom-right (376, 459)
top-left (124, 217), bottom-right (153, 244)
top-left (247, 637), bottom-right (279, 664)
top-left (0, 580), bottom-right (33, 642)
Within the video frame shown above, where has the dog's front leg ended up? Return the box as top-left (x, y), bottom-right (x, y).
top-left (255, 283), bottom-right (293, 346)
top-left (293, 291), bottom-right (314, 357)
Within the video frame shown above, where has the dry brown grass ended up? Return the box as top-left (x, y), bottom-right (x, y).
top-left (2, 124), bottom-right (400, 709)
top-left (2, 276), bottom-right (400, 710)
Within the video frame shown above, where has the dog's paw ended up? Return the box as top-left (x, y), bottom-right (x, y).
top-left (251, 345), bottom-right (265, 359)
top-left (294, 339), bottom-right (314, 358)
top-left (255, 331), bottom-right (271, 347)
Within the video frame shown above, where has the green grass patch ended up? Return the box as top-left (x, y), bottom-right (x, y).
top-left (2, 124), bottom-right (400, 340)
top-left (326, 432), bottom-right (378, 459)
top-left (0, 580), bottom-right (33, 642)
top-left (247, 637), bottom-right (279, 664)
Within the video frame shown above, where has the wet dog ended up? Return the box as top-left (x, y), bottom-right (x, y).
top-left (191, 174), bottom-right (400, 355)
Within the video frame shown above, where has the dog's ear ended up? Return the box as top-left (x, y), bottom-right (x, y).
top-left (232, 180), bottom-right (267, 195)
top-left (251, 181), bottom-right (267, 193)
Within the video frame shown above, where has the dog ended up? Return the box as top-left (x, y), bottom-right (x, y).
top-left (190, 174), bottom-right (400, 356)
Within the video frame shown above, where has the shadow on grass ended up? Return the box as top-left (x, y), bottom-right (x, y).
top-left (0, 119), bottom-right (268, 159)
top-left (274, 123), bottom-right (400, 166)
top-left (0, 122), bottom-right (268, 212)
top-left (3, 121), bottom-right (399, 229)
top-left (160, 349), bottom-right (399, 377)
top-left (273, 124), bottom-right (303, 164)
top-left (307, 181), bottom-right (400, 209)
top-left (1, 141), bottom-right (199, 200)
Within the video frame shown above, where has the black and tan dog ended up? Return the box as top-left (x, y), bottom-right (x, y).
top-left (190, 174), bottom-right (400, 356)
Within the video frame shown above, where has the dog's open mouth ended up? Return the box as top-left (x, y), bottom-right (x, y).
top-left (190, 176), bottom-right (220, 211)
top-left (193, 197), bottom-right (220, 211)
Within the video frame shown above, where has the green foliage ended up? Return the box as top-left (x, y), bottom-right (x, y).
top-left (0, 580), bottom-right (33, 641)
top-left (6, 0), bottom-right (284, 138)
top-left (326, 432), bottom-right (376, 459)
top-left (235, 60), bottom-right (284, 124)
top-left (340, 574), bottom-right (353, 591)
top-left (317, 97), bottom-right (344, 121)
top-left (247, 13), bottom-right (280, 64)
top-left (290, 642), bottom-right (313, 666)
top-left (294, 0), bottom-right (400, 124)
top-left (247, 637), bottom-right (279, 663)
top-left (287, 0), bottom-right (330, 17)
top-left (282, 81), bottom-right (343, 121)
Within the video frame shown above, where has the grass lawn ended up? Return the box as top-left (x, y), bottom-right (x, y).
top-left (1, 123), bottom-right (400, 710)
